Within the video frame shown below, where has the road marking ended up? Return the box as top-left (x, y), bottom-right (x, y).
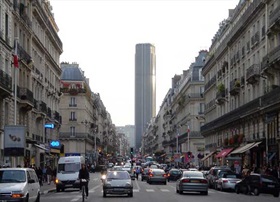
top-left (133, 189), bottom-right (139, 192)
top-left (89, 184), bottom-right (102, 192)
top-left (71, 199), bottom-right (79, 201)
top-left (134, 179), bottom-right (141, 191)
top-left (146, 189), bottom-right (155, 192)
top-left (160, 189), bottom-right (170, 192)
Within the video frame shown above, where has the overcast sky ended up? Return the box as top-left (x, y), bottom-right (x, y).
top-left (50, 0), bottom-right (239, 126)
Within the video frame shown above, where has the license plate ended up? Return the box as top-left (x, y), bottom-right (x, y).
top-left (191, 180), bottom-right (200, 183)
top-left (268, 185), bottom-right (275, 188)
top-left (114, 188), bottom-right (123, 191)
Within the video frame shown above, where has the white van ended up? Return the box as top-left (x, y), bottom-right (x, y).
top-left (55, 156), bottom-right (85, 192)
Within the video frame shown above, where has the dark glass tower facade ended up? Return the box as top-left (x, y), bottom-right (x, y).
top-left (135, 43), bottom-right (156, 153)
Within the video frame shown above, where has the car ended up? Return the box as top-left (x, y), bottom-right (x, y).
top-left (213, 169), bottom-right (237, 190)
top-left (216, 172), bottom-right (241, 191)
top-left (141, 167), bottom-right (151, 181)
top-left (235, 173), bottom-right (280, 197)
top-left (166, 169), bottom-right (182, 182)
top-left (147, 168), bottom-right (167, 185)
top-left (176, 171), bottom-right (208, 195)
top-left (103, 171), bottom-right (133, 197)
top-left (0, 167), bottom-right (41, 202)
top-left (122, 165), bottom-right (132, 174)
top-left (206, 166), bottom-right (232, 188)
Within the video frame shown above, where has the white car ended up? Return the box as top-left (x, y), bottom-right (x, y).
top-left (0, 167), bottom-right (41, 202)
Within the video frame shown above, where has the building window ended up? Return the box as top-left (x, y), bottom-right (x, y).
top-left (70, 111), bottom-right (76, 121)
top-left (69, 97), bottom-right (76, 107)
top-left (70, 127), bottom-right (75, 137)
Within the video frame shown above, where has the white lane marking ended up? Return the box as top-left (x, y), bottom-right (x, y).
top-left (133, 189), bottom-right (139, 192)
top-left (89, 184), bottom-right (102, 192)
top-left (146, 189), bottom-right (155, 192)
top-left (71, 199), bottom-right (79, 201)
top-left (134, 179), bottom-right (141, 191)
top-left (160, 189), bottom-right (170, 192)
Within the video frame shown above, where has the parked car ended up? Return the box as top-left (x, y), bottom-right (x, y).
top-left (214, 169), bottom-right (237, 190)
top-left (141, 168), bottom-right (151, 181)
top-left (216, 173), bottom-right (241, 191)
top-left (166, 169), bottom-right (182, 182)
top-left (103, 171), bottom-right (133, 197)
top-left (0, 167), bottom-right (41, 202)
top-left (206, 166), bottom-right (232, 188)
top-left (176, 171), bottom-right (208, 195)
top-left (235, 173), bottom-right (280, 197)
top-left (147, 168), bottom-right (167, 185)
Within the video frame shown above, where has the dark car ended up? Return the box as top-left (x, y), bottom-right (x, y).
top-left (141, 168), bottom-right (151, 181)
top-left (166, 169), bottom-right (182, 182)
top-left (235, 173), bottom-right (280, 197)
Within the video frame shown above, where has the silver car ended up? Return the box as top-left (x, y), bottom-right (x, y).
top-left (176, 171), bottom-right (208, 195)
top-left (0, 168), bottom-right (41, 202)
top-left (147, 168), bottom-right (167, 185)
top-left (216, 173), bottom-right (242, 191)
top-left (103, 171), bottom-right (133, 197)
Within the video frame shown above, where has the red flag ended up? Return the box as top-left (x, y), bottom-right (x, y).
top-left (13, 40), bottom-right (19, 68)
top-left (13, 55), bottom-right (19, 68)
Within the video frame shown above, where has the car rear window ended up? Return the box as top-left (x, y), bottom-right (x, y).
top-left (153, 170), bottom-right (165, 174)
top-left (261, 175), bottom-right (278, 183)
top-left (183, 172), bottom-right (203, 178)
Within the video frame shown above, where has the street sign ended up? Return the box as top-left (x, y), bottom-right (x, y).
top-left (45, 123), bottom-right (54, 129)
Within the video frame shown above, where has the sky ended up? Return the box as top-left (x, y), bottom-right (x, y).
top-left (50, 0), bottom-right (239, 126)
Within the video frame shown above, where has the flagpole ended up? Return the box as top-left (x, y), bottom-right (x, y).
top-left (14, 38), bottom-right (18, 125)
top-left (187, 125), bottom-right (190, 152)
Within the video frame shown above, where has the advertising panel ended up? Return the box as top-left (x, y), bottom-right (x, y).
top-left (4, 125), bottom-right (26, 156)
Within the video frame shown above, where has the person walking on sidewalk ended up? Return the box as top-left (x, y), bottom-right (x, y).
top-left (46, 166), bottom-right (53, 185)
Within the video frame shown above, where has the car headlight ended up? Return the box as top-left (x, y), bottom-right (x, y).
top-left (11, 191), bottom-right (25, 198)
top-left (55, 178), bottom-right (61, 184)
top-left (101, 175), bottom-right (106, 180)
top-left (104, 182), bottom-right (111, 187)
top-left (125, 182), bottom-right (132, 187)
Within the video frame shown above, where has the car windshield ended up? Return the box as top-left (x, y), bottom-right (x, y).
top-left (58, 163), bottom-right (80, 173)
top-left (0, 170), bottom-right (26, 183)
top-left (223, 174), bottom-right (238, 178)
top-left (107, 172), bottom-right (130, 179)
top-left (183, 172), bottom-right (203, 178)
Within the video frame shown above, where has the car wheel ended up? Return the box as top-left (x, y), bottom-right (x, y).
top-left (164, 181), bottom-right (167, 185)
top-left (204, 191), bottom-right (208, 195)
top-left (56, 187), bottom-right (60, 192)
top-left (273, 192), bottom-right (279, 197)
top-left (103, 191), bottom-right (107, 197)
top-left (235, 186), bottom-right (240, 194)
top-left (35, 193), bottom-right (40, 202)
top-left (176, 188), bottom-right (179, 193)
top-left (253, 188), bottom-right (259, 196)
top-left (129, 192), bottom-right (133, 197)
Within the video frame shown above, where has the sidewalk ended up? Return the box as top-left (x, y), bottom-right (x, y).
top-left (40, 182), bottom-right (56, 195)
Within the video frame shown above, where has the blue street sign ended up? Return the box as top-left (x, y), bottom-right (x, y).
top-left (50, 140), bottom-right (60, 148)
top-left (45, 123), bottom-right (54, 129)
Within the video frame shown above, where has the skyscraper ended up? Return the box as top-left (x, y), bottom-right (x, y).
top-left (135, 43), bottom-right (156, 153)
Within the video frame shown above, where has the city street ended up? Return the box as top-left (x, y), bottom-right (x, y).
top-left (40, 172), bottom-right (279, 202)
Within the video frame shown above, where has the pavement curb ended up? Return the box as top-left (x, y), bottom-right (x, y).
top-left (40, 189), bottom-right (56, 195)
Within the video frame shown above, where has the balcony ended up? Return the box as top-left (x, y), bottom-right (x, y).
top-left (60, 88), bottom-right (87, 95)
top-left (47, 107), bottom-right (52, 118)
top-left (229, 79), bottom-right (241, 96)
top-left (204, 75), bottom-right (216, 91)
top-left (269, 45), bottom-right (280, 69)
top-left (216, 90), bottom-right (226, 105)
top-left (39, 101), bottom-right (47, 114)
top-left (17, 87), bottom-right (34, 111)
top-left (59, 132), bottom-right (97, 144)
top-left (201, 86), bottom-right (280, 136)
top-left (268, 5), bottom-right (280, 33)
top-left (0, 69), bottom-right (12, 98)
top-left (246, 64), bottom-right (260, 84)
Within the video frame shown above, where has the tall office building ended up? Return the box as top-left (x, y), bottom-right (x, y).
top-left (135, 43), bottom-right (156, 153)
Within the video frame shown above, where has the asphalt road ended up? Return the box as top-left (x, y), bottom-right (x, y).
top-left (41, 172), bottom-right (279, 202)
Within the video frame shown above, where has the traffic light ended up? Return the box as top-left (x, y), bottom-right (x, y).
top-left (130, 147), bottom-right (133, 154)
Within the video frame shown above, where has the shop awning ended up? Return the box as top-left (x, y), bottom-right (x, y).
top-left (201, 151), bottom-right (215, 161)
top-left (34, 144), bottom-right (48, 151)
top-left (215, 148), bottom-right (234, 158)
top-left (230, 141), bottom-right (262, 154)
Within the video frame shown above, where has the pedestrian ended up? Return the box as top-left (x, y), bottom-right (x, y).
top-left (46, 165), bottom-right (53, 185)
top-left (135, 166), bottom-right (141, 180)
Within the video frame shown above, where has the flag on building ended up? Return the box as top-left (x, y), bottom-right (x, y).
top-left (13, 40), bottom-right (19, 68)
